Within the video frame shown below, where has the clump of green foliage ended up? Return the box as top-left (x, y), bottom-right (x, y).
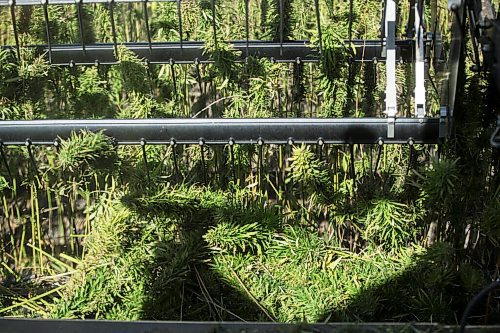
top-left (0, 0), bottom-right (498, 326)
top-left (57, 130), bottom-right (117, 173)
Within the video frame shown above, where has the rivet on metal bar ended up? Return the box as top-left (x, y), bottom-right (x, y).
top-left (287, 137), bottom-right (294, 146)
top-left (53, 138), bottom-right (60, 153)
top-left (9, 0), bottom-right (20, 60)
top-left (42, 0), bottom-right (52, 63)
top-left (317, 138), bottom-right (324, 161)
top-left (143, 0), bottom-right (152, 53)
top-left (210, 0), bottom-right (218, 50)
top-left (170, 59), bottom-right (177, 97)
top-left (170, 139), bottom-right (180, 179)
top-left (76, 0), bottom-right (86, 54)
top-left (109, 0), bottom-right (118, 57)
top-left (313, 0), bottom-right (322, 54)
top-left (258, 137), bottom-right (264, 188)
top-left (25, 139), bottom-right (39, 178)
top-left (140, 138), bottom-right (150, 182)
top-left (176, 0), bottom-right (183, 48)
top-left (279, 0), bottom-right (284, 56)
top-left (199, 138), bottom-right (207, 184)
top-left (228, 138), bottom-right (236, 184)
top-left (244, 0), bottom-right (250, 58)
top-left (0, 142), bottom-right (13, 182)
top-left (374, 138), bottom-right (384, 175)
top-left (407, 137), bottom-right (415, 174)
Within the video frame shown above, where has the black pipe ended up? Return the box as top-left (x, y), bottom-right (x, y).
top-left (0, 118), bottom-right (441, 146)
top-left (0, 40), bottom-right (416, 66)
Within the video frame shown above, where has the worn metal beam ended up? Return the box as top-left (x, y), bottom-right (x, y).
top-left (0, 118), bottom-right (441, 146)
top-left (0, 40), bottom-right (415, 65)
top-left (0, 0), bottom-right (176, 5)
top-left (0, 318), bottom-right (499, 333)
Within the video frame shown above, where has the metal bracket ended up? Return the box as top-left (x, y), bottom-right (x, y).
top-left (439, 106), bottom-right (449, 140)
top-left (414, 2), bottom-right (426, 118)
top-left (447, 0), bottom-right (464, 11)
top-left (384, 0), bottom-right (398, 138)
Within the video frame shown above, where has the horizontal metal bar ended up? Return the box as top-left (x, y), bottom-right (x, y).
top-left (0, 0), bottom-right (176, 5)
top-left (0, 118), bottom-right (441, 145)
top-left (0, 40), bottom-right (414, 65)
top-left (0, 318), bottom-right (498, 333)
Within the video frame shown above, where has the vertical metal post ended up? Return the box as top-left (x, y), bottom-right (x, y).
top-left (176, 0), bottom-right (183, 48)
top-left (170, 60), bottom-right (177, 97)
top-left (143, 0), bottom-right (152, 53)
top-left (77, 0), bottom-right (86, 54)
top-left (348, 0), bottom-right (353, 43)
top-left (199, 140), bottom-right (207, 185)
top-left (109, 0), bottom-right (118, 57)
top-left (244, 0), bottom-right (250, 57)
top-left (141, 139), bottom-right (151, 183)
top-left (384, 0), bottom-right (397, 138)
top-left (25, 140), bottom-right (39, 179)
top-left (210, 0), bottom-right (218, 49)
top-left (42, 0), bottom-right (52, 63)
top-left (170, 139), bottom-right (180, 179)
top-left (279, 0), bottom-right (284, 56)
top-left (229, 138), bottom-right (236, 184)
top-left (314, 0), bottom-right (322, 54)
top-left (9, 0), bottom-right (20, 60)
top-left (414, 1), bottom-right (426, 118)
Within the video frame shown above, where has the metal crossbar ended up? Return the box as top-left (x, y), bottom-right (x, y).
top-left (0, 118), bottom-right (442, 146)
top-left (1, 0), bottom-right (420, 65)
top-left (0, 0), bottom-right (464, 146)
top-left (2, 40), bottom-right (415, 66)
top-left (0, 318), bottom-right (499, 333)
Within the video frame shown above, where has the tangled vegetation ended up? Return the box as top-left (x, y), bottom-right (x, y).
top-left (0, 0), bottom-right (498, 326)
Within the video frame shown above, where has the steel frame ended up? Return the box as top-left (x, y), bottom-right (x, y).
top-left (0, 118), bottom-right (442, 146)
top-left (1, 0), bottom-right (419, 65)
top-left (0, 0), bottom-right (461, 146)
top-left (0, 40), bottom-right (415, 66)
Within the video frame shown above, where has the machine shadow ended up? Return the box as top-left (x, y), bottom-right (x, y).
top-left (123, 195), bottom-right (271, 321)
top-left (124, 181), bottom-right (497, 324)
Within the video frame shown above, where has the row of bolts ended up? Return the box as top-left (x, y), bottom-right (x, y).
top-left (0, 136), bottom-right (419, 185)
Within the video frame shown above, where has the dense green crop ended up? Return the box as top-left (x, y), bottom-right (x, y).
top-left (0, 0), bottom-right (498, 325)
